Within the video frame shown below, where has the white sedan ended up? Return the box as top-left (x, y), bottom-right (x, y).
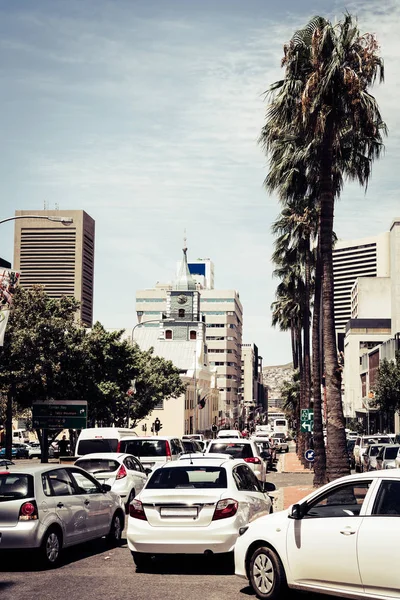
top-left (75, 453), bottom-right (148, 512)
top-left (127, 457), bottom-right (274, 569)
top-left (235, 470), bottom-right (400, 600)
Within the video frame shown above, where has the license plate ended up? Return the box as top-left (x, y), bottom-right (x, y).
top-left (160, 507), bottom-right (198, 517)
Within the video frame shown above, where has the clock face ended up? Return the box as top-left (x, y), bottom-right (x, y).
top-left (177, 294), bottom-right (188, 305)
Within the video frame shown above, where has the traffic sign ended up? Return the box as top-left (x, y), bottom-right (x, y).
top-left (32, 401), bottom-right (87, 429)
top-left (300, 408), bottom-right (314, 433)
top-left (304, 449), bottom-right (315, 462)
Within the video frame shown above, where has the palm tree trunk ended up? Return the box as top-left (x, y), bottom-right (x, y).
top-left (320, 125), bottom-right (350, 481)
top-left (312, 240), bottom-right (327, 486)
top-left (297, 323), bottom-right (307, 463)
top-left (291, 327), bottom-right (297, 369)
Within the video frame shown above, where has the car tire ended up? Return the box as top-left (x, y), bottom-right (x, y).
top-left (106, 512), bottom-right (123, 546)
top-left (40, 527), bottom-right (62, 568)
top-left (132, 551), bottom-right (153, 571)
top-left (125, 489), bottom-right (135, 514)
top-left (249, 546), bottom-right (286, 600)
top-left (285, 447), bottom-right (289, 453)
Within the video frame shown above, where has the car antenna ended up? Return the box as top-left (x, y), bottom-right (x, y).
top-left (189, 451), bottom-right (193, 465)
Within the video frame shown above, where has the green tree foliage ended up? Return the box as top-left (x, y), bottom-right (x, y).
top-left (0, 287), bottom-right (186, 457)
top-left (374, 353), bottom-right (400, 413)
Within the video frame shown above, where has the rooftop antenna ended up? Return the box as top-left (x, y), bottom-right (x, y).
top-left (183, 228), bottom-right (187, 253)
top-left (55, 203), bottom-right (59, 211)
top-left (44, 200), bottom-right (49, 210)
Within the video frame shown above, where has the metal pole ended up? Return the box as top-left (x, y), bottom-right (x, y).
top-left (193, 348), bottom-right (197, 434)
top-left (0, 215), bottom-right (73, 225)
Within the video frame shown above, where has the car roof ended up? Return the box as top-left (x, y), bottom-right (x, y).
top-left (122, 436), bottom-right (179, 441)
top-left (160, 457), bottom-right (244, 468)
top-left (75, 453), bottom-right (134, 460)
top-left (209, 438), bottom-right (252, 444)
top-left (1, 464), bottom-right (82, 474)
top-left (179, 453), bottom-right (235, 460)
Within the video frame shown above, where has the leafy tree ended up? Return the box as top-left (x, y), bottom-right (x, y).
top-left (261, 14), bottom-right (386, 481)
top-left (374, 352), bottom-right (400, 414)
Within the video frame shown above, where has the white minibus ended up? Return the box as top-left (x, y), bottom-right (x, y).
top-left (75, 427), bottom-right (137, 457)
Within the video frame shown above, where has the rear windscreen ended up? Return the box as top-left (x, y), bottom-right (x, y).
top-left (209, 443), bottom-right (253, 459)
top-left (75, 458), bottom-right (120, 473)
top-left (77, 439), bottom-right (118, 455)
top-left (0, 474), bottom-right (33, 502)
top-left (120, 440), bottom-right (166, 457)
top-left (385, 447), bottom-right (399, 460)
top-left (147, 466), bottom-right (227, 489)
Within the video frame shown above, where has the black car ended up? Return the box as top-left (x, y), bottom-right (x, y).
top-left (12, 443), bottom-right (29, 459)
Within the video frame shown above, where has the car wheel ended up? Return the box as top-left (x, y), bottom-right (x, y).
top-left (41, 528), bottom-right (62, 568)
top-left (249, 546), bottom-right (286, 600)
top-left (125, 489), bottom-right (135, 514)
top-left (106, 512), bottom-right (123, 546)
top-left (132, 551), bottom-right (154, 571)
top-left (285, 447), bottom-right (289, 453)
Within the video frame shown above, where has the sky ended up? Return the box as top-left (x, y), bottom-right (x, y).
top-left (0, 0), bottom-right (399, 366)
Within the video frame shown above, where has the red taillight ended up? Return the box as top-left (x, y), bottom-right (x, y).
top-left (129, 499), bottom-right (147, 520)
top-left (116, 441), bottom-right (121, 452)
top-left (245, 457), bottom-right (261, 464)
top-left (165, 441), bottom-right (172, 461)
top-left (212, 498), bottom-right (238, 521)
top-left (116, 464), bottom-right (127, 480)
top-left (19, 501), bottom-right (38, 521)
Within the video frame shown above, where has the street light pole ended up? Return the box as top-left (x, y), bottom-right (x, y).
top-left (0, 215), bottom-right (74, 226)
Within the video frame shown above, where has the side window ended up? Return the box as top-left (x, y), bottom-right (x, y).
top-left (171, 439), bottom-right (182, 455)
top-left (305, 481), bottom-right (371, 518)
top-left (373, 480), bottom-right (400, 516)
top-left (244, 467), bottom-right (262, 492)
top-left (124, 457), bottom-right (134, 470)
top-left (70, 470), bottom-right (101, 495)
top-left (43, 469), bottom-right (75, 497)
top-left (233, 466), bottom-right (257, 492)
top-left (131, 456), bottom-right (144, 472)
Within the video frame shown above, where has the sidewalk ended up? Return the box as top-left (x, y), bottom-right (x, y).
top-left (272, 450), bottom-right (315, 510)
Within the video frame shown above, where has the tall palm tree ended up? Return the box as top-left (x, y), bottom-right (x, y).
top-left (261, 14), bottom-right (386, 481)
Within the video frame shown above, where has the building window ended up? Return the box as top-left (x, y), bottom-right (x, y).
top-left (190, 330), bottom-right (197, 340)
top-left (178, 309), bottom-right (185, 318)
top-left (165, 330), bottom-right (173, 339)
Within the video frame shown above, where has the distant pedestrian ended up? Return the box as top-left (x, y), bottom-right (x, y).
top-left (58, 435), bottom-right (69, 456)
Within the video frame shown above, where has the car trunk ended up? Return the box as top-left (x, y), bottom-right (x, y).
top-left (0, 473), bottom-right (34, 527)
top-left (140, 489), bottom-right (225, 527)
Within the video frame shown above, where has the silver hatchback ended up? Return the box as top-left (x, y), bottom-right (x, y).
top-left (0, 464), bottom-right (125, 567)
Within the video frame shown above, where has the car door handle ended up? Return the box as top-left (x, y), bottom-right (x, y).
top-left (57, 502), bottom-right (64, 508)
top-left (340, 528), bottom-right (356, 535)
top-left (84, 499), bottom-right (90, 506)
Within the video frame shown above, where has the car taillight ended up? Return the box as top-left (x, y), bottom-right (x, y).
top-left (116, 464), bottom-right (127, 480)
top-left (19, 501), bottom-right (38, 521)
top-left (116, 441), bottom-right (121, 452)
top-left (213, 498), bottom-right (238, 521)
top-left (129, 499), bottom-right (147, 520)
top-left (244, 457), bottom-right (261, 464)
top-left (165, 441), bottom-right (172, 461)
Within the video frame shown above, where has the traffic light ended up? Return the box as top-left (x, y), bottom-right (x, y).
top-left (154, 418), bottom-right (162, 433)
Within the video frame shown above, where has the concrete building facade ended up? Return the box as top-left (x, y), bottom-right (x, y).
top-left (13, 210), bottom-right (95, 326)
top-left (240, 343), bottom-right (267, 427)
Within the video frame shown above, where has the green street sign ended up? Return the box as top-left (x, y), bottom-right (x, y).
top-left (32, 401), bottom-right (87, 430)
top-left (300, 408), bottom-right (314, 433)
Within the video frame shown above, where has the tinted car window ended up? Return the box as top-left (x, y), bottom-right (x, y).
top-left (147, 467), bottom-right (227, 489)
top-left (75, 458), bottom-right (120, 474)
top-left (120, 440), bottom-right (167, 457)
top-left (78, 439), bottom-right (118, 455)
top-left (373, 480), bottom-right (400, 516)
top-left (384, 447), bottom-right (399, 460)
top-left (305, 482), bottom-right (371, 518)
top-left (233, 465), bottom-right (260, 492)
top-left (209, 442), bottom-right (253, 459)
top-left (0, 474), bottom-right (33, 502)
top-left (70, 470), bottom-right (101, 494)
top-left (43, 469), bottom-right (76, 497)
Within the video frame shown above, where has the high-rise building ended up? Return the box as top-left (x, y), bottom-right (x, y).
top-left (240, 343), bottom-right (267, 427)
top-left (13, 210), bottom-right (95, 326)
top-left (136, 253), bottom-right (242, 427)
top-left (333, 232), bottom-right (390, 349)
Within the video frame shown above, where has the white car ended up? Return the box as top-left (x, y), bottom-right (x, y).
top-left (205, 439), bottom-right (267, 482)
top-left (75, 453), bottom-right (148, 512)
top-left (235, 470), bottom-right (400, 600)
top-left (27, 442), bottom-right (42, 459)
top-left (127, 457), bottom-right (274, 569)
top-left (217, 430), bottom-right (242, 439)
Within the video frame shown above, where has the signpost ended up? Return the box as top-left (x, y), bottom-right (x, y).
top-left (304, 449), bottom-right (315, 462)
top-left (32, 401), bottom-right (87, 430)
top-left (300, 409), bottom-right (314, 433)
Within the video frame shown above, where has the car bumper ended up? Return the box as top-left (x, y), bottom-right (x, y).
top-left (0, 521), bottom-right (43, 549)
top-left (234, 532), bottom-right (248, 578)
top-left (127, 518), bottom-right (239, 555)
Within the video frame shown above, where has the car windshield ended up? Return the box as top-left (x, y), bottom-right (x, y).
top-left (0, 474), bottom-right (33, 502)
top-left (146, 466), bottom-right (227, 489)
top-left (209, 442), bottom-right (253, 459)
top-left (78, 439), bottom-right (118, 455)
top-left (384, 447), bottom-right (399, 460)
top-left (120, 440), bottom-right (167, 457)
top-left (75, 458), bottom-right (120, 474)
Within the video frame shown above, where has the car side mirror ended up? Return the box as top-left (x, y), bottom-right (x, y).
top-left (144, 468), bottom-right (152, 476)
top-left (101, 484), bottom-right (111, 493)
top-left (289, 503), bottom-right (304, 520)
top-left (261, 481), bottom-right (276, 493)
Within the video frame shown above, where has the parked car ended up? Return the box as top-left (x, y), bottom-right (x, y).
top-left (205, 439), bottom-right (267, 482)
top-left (182, 434), bottom-right (205, 442)
top-left (235, 470), bottom-right (400, 600)
top-left (0, 444), bottom-right (29, 459)
top-left (127, 456), bottom-right (275, 569)
top-left (0, 464), bottom-right (125, 567)
top-left (0, 459), bottom-right (15, 467)
top-left (376, 444), bottom-right (400, 470)
top-left (27, 442), bottom-right (42, 459)
top-left (361, 443), bottom-right (383, 472)
top-left (75, 427), bottom-right (137, 457)
top-left (74, 453), bottom-right (148, 512)
top-left (254, 438), bottom-right (277, 471)
top-left (182, 439), bottom-right (203, 454)
top-left (353, 435), bottom-right (392, 472)
top-left (119, 436), bottom-right (185, 472)
top-left (270, 433), bottom-right (289, 453)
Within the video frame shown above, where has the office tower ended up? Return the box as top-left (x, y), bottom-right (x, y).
top-left (187, 258), bottom-right (214, 290)
top-left (13, 210), bottom-right (95, 326)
